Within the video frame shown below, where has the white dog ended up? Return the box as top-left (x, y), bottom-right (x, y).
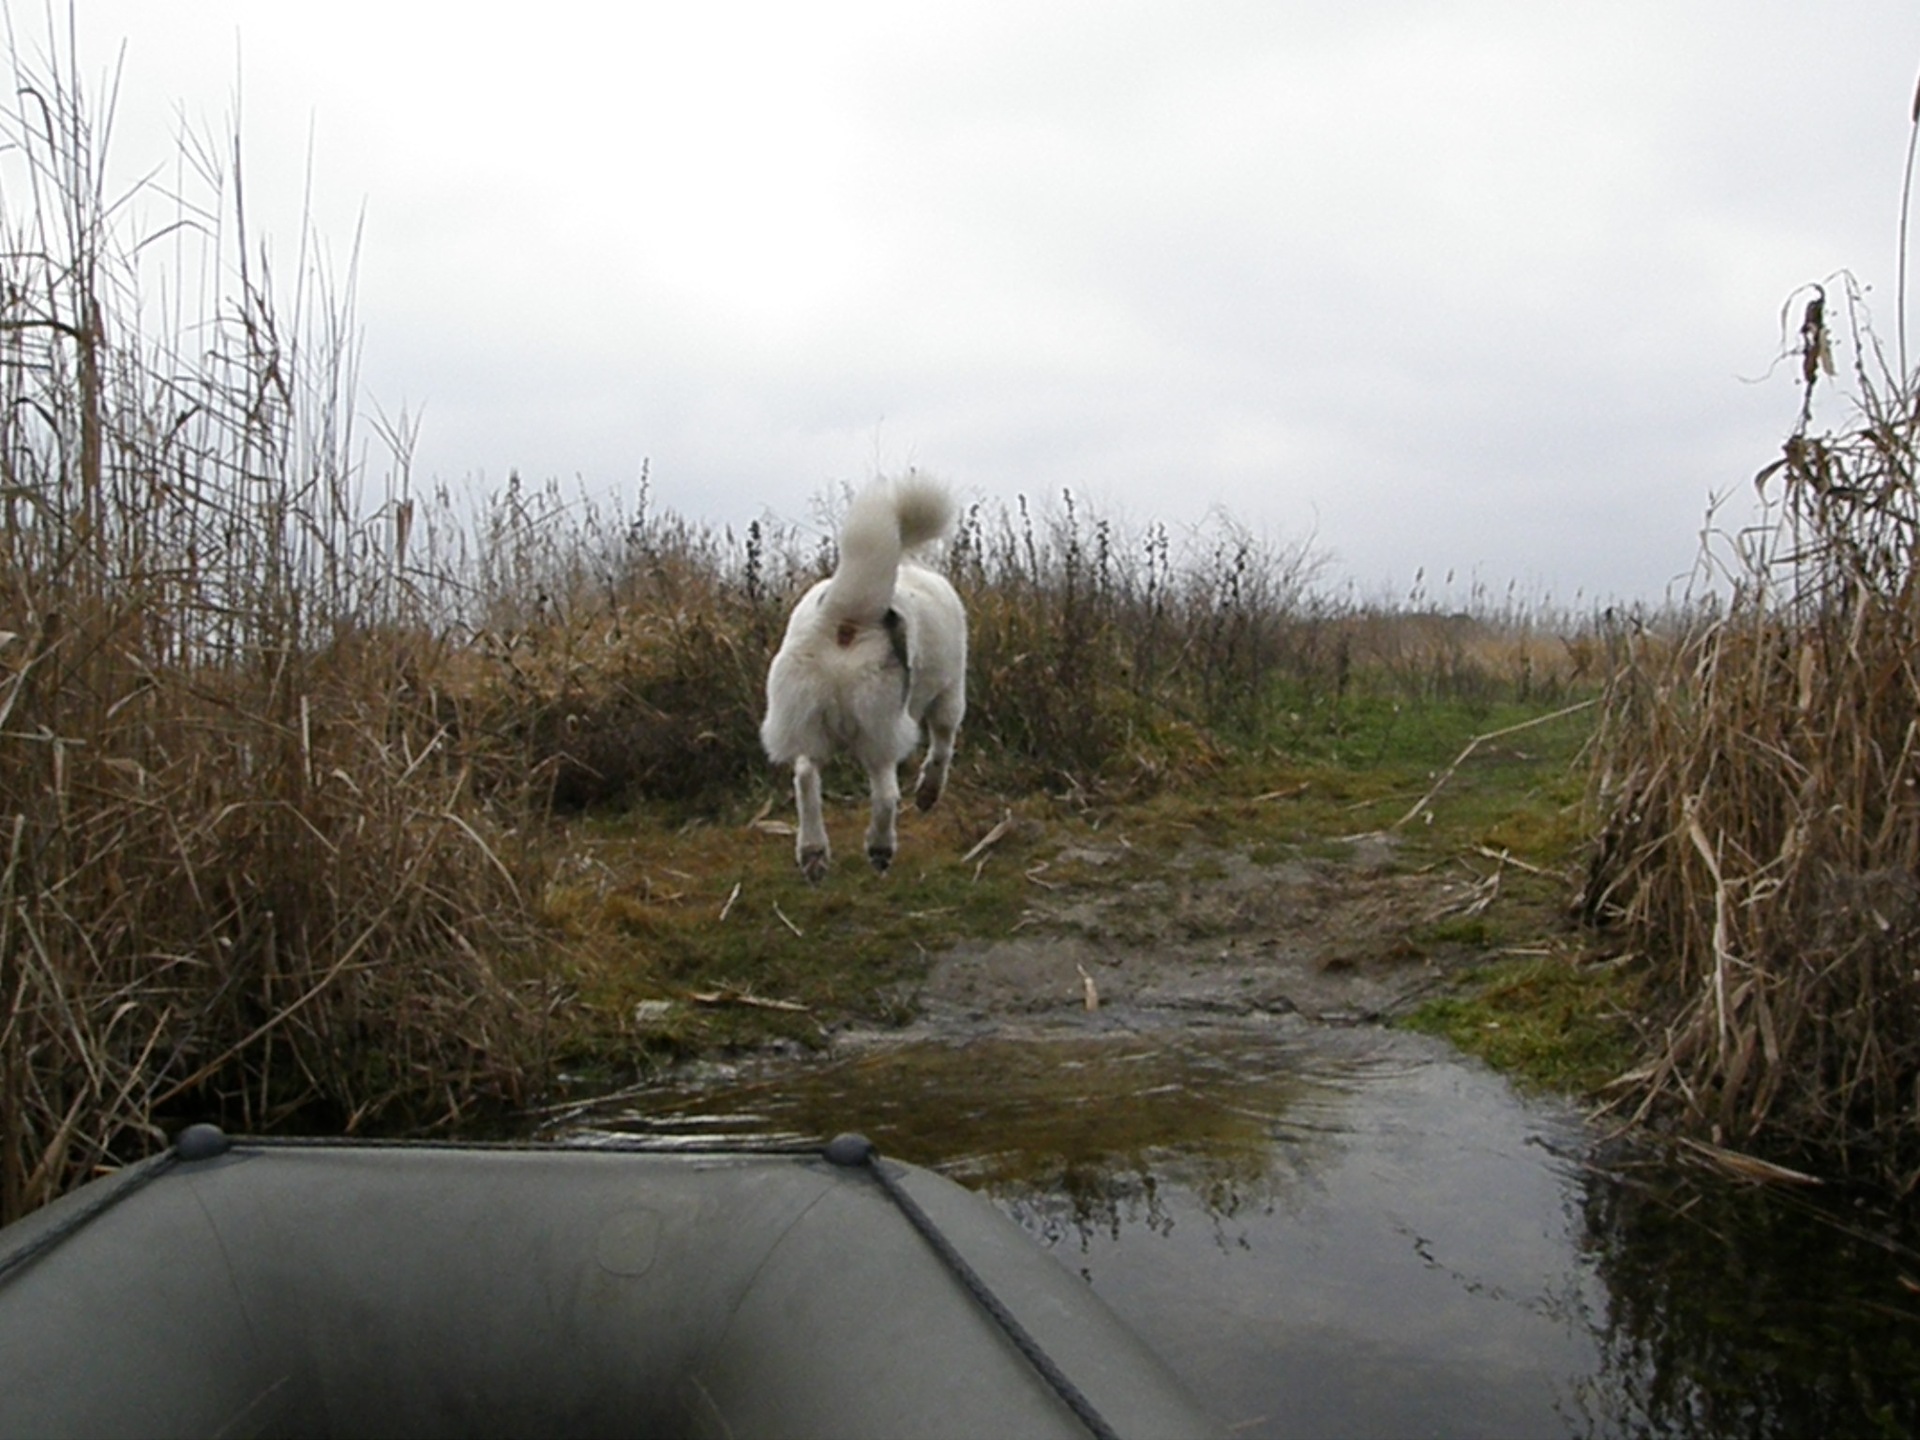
top-left (761, 475), bottom-right (968, 881)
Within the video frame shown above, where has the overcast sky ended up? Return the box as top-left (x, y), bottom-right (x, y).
top-left (34, 1), bottom-right (1920, 605)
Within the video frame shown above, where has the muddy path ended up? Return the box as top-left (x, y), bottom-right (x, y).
top-left (870, 831), bottom-right (1504, 1045)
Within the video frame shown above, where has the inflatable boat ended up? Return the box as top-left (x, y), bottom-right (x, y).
top-left (0, 1127), bottom-right (1217, 1439)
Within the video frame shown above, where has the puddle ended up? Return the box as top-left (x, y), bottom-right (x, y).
top-left (559, 1018), bottom-right (1919, 1438)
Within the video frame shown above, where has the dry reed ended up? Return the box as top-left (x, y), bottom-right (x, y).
top-left (1585, 279), bottom-right (1920, 1189)
top-left (0, 26), bottom-right (542, 1221)
top-left (462, 479), bottom-right (1603, 814)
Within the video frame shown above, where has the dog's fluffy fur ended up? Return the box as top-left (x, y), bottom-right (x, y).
top-left (761, 474), bottom-right (968, 881)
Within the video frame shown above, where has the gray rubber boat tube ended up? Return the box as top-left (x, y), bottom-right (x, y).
top-left (0, 1134), bottom-right (1220, 1440)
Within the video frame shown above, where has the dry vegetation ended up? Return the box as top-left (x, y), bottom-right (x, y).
top-left (469, 478), bottom-right (1593, 818)
top-left (0, 38), bottom-right (547, 1220)
top-left (1585, 281), bottom-right (1920, 1191)
top-left (0, 30), bottom-right (1601, 1223)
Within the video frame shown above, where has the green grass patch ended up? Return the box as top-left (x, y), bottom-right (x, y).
top-left (538, 788), bottom-right (1044, 1065)
top-left (1398, 954), bottom-right (1643, 1096)
top-left (1413, 915), bottom-right (1496, 949)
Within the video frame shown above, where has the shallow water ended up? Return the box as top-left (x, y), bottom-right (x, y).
top-left (561, 1018), bottom-right (1918, 1439)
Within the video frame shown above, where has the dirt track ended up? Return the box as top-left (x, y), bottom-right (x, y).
top-left (893, 833), bottom-right (1493, 1040)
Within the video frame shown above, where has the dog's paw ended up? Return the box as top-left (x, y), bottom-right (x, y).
top-left (866, 846), bottom-right (893, 874)
top-left (799, 846), bottom-right (829, 884)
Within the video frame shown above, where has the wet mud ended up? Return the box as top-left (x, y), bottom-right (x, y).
top-left (889, 832), bottom-right (1486, 1041)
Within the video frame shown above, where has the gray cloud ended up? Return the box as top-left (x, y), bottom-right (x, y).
top-left (63, 0), bottom-right (1920, 604)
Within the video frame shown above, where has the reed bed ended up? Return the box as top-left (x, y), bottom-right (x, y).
top-left (0, 34), bottom-right (543, 1221)
top-left (448, 473), bottom-right (797, 813)
top-left (1585, 282), bottom-right (1920, 1189)
top-left (476, 481), bottom-right (1598, 815)
top-left (950, 494), bottom-right (1325, 788)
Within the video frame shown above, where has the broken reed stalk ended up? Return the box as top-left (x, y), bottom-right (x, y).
top-left (1585, 278), bottom-right (1920, 1190)
top-left (0, 28), bottom-right (543, 1222)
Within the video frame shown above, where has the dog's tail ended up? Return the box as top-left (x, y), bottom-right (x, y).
top-left (823, 473), bottom-right (955, 623)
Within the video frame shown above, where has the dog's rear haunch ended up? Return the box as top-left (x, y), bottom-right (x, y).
top-left (760, 475), bottom-right (968, 882)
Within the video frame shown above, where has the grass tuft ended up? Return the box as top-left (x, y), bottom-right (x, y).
top-left (1402, 955), bottom-right (1644, 1096)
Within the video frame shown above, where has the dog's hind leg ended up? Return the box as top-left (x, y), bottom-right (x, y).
top-left (912, 721), bottom-right (956, 812)
top-left (864, 759), bottom-right (901, 873)
top-left (793, 755), bottom-right (830, 882)
top-left (913, 691), bottom-right (962, 812)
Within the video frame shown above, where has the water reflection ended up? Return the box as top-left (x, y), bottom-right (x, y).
top-left (1575, 1165), bottom-right (1919, 1438)
top-left (574, 1023), bottom-right (1336, 1217)
top-left (563, 1019), bottom-right (1919, 1439)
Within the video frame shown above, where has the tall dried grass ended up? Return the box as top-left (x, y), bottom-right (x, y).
top-left (1585, 281), bottom-right (1920, 1188)
top-left (468, 479), bottom-right (1604, 814)
top-left (950, 493), bottom-right (1328, 788)
top-left (449, 473), bottom-right (792, 813)
top-left (0, 30), bottom-right (542, 1221)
